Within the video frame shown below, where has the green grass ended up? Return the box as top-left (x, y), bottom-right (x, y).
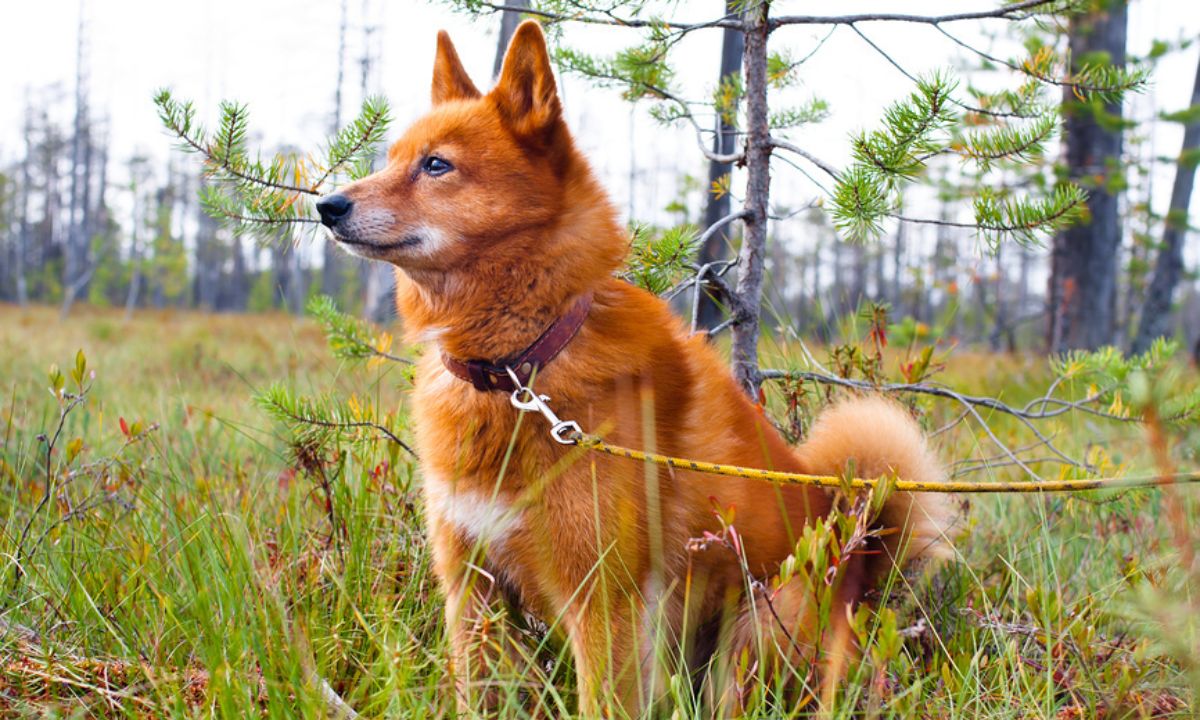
top-left (0, 304), bottom-right (1197, 718)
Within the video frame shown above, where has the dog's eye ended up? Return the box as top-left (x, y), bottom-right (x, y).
top-left (421, 155), bottom-right (453, 177)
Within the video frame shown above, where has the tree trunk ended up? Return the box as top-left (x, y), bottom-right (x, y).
top-left (493, 0), bottom-right (530, 78)
top-left (62, 3), bottom-right (89, 318)
top-left (731, 0), bottom-right (770, 396)
top-left (14, 104), bottom-right (32, 306)
top-left (230, 234), bottom-right (249, 310)
top-left (194, 177), bottom-right (220, 310)
top-left (1132, 50), bottom-right (1200, 353)
top-left (124, 191), bottom-right (142, 320)
top-left (989, 242), bottom-right (1007, 351)
top-left (891, 209), bottom-right (906, 308)
top-left (1047, 0), bottom-right (1128, 352)
top-left (696, 0), bottom-right (746, 329)
top-left (322, 0), bottom-right (351, 306)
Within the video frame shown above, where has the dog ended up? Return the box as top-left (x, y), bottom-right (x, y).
top-left (318, 20), bottom-right (953, 716)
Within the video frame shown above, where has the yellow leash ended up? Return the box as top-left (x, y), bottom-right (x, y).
top-left (504, 369), bottom-right (1199, 495)
top-left (574, 434), bottom-right (1200, 494)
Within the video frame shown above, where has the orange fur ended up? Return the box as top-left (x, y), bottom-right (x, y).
top-left (330, 22), bottom-right (954, 716)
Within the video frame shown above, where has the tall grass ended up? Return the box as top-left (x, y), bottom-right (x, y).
top-left (0, 304), bottom-right (1196, 717)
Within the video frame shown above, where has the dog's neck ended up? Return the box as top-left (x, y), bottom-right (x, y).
top-left (395, 169), bottom-right (626, 362)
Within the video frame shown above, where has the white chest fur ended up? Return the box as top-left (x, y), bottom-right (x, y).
top-left (423, 472), bottom-right (524, 547)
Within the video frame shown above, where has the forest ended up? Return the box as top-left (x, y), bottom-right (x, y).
top-left (1, 0), bottom-right (1199, 717)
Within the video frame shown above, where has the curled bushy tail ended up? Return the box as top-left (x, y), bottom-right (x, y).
top-left (718, 396), bottom-right (956, 709)
top-left (798, 394), bottom-right (956, 573)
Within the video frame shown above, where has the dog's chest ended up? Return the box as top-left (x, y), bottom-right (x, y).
top-left (422, 472), bottom-right (524, 549)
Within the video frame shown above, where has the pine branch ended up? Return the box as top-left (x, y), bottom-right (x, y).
top-left (307, 295), bottom-right (412, 365)
top-left (255, 383), bottom-right (416, 457)
top-left (156, 89), bottom-right (392, 243)
top-left (155, 91), bottom-right (317, 197)
top-left (622, 223), bottom-right (702, 295)
top-left (313, 95), bottom-right (392, 189)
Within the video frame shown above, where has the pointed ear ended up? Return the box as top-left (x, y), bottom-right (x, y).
top-left (432, 30), bottom-right (481, 105)
top-left (492, 21), bottom-right (561, 137)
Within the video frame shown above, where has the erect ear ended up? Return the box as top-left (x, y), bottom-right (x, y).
top-left (492, 20), bottom-right (561, 137)
top-left (432, 30), bottom-right (481, 105)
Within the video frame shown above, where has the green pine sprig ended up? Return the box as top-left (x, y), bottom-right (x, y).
top-left (154, 89), bottom-right (391, 243)
top-left (255, 382), bottom-right (414, 455)
top-left (306, 295), bottom-right (412, 365)
top-left (623, 223), bottom-right (701, 294)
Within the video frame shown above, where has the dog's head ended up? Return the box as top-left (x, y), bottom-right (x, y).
top-left (318, 21), bottom-right (587, 275)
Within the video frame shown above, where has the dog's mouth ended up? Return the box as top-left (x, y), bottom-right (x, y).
top-left (333, 234), bottom-right (422, 252)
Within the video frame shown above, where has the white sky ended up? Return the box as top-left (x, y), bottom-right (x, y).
top-left (1, 0), bottom-right (1197, 269)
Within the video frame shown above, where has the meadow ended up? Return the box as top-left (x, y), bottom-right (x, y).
top-left (0, 303), bottom-right (1197, 718)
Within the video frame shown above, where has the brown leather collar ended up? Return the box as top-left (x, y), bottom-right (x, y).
top-left (441, 293), bottom-right (594, 393)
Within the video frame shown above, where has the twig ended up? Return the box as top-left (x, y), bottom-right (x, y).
top-left (471, 2), bottom-right (743, 31)
top-left (759, 369), bottom-right (1125, 480)
top-left (769, 137), bottom-right (840, 179)
top-left (8, 388), bottom-right (89, 596)
top-left (770, 0), bottom-right (1062, 29)
top-left (271, 404), bottom-right (417, 458)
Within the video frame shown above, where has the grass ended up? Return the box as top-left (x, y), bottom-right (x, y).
top-left (0, 303), bottom-right (1197, 718)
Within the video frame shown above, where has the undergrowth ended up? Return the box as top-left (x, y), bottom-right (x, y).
top-left (0, 303), bottom-right (1197, 718)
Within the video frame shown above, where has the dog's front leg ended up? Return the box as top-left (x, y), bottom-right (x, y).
top-left (567, 596), bottom-right (647, 718)
top-left (432, 524), bottom-right (537, 715)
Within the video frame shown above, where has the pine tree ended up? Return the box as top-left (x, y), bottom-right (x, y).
top-left (444, 0), bottom-right (1144, 393)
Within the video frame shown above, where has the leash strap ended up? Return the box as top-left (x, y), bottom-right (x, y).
top-left (503, 371), bottom-right (1200, 493)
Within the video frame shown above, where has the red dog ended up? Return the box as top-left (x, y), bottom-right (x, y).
top-left (319, 21), bottom-right (952, 716)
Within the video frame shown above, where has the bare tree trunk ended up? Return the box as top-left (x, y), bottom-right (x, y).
top-left (39, 112), bottom-right (64, 303)
top-left (62, 1), bottom-right (90, 318)
top-left (829, 225), bottom-right (844, 325)
top-left (851, 240), bottom-right (867, 311)
top-left (230, 234), bottom-right (249, 310)
top-left (1132, 50), bottom-right (1200, 353)
top-left (15, 103), bottom-right (33, 306)
top-left (872, 235), bottom-right (885, 302)
top-left (493, 0), bottom-right (530, 78)
top-left (731, 0), bottom-right (770, 396)
top-left (696, 0), bottom-right (746, 328)
top-left (124, 195), bottom-right (142, 320)
top-left (322, 0), bottom-right (351, 305)
top-left (194, 182), bottom-right (220, 310)
top-left (811, 226), bottom-right (824, 340)
top-left (1048, 0), bottom-right (1128, 352)
top-left (891, 210), bottom-right (906, 308)
top-left (989, 242), bottom-right (1008, 351)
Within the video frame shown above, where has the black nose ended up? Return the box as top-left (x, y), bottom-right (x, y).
top-left (316, 194), bottom-right (353, 227)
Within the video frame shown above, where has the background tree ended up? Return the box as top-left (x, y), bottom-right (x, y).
top-left (1048, 0), bottom-right (1131, 352)
top-left (451, 0), bottom-right (1141, 395)
top-left (1132, 50), bottom-right (1200, 352)
top-left (695, 0), bottom-right (745, 329)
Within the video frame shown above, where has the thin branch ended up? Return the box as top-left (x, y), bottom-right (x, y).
top-left (847, 23), bottom-right (1031, 120)
top-left (759, 369), bottom-right (1131, 480)
top-left (769, 137), bottom-right (840, 179)
top-left (471, 2), bottom-right (743, 31)
top-left (761, 369), bottom-right (1124, 424)
top-left (271, 403), bottom-right (417, 458)
top-left (934, 25), bottom-right (1142, 98)
top-left (770, 0), bottom-right (1062, 29)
